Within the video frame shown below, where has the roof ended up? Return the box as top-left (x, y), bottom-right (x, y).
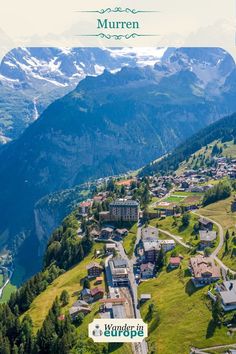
top-left (141, 263), bottom-right (155, 272)
top-left (101, 227), bottom-right (114, 233)
top-left (99, 298), bottom-right (126, 304)
top-left (79, 201), bottom-right (91, 208)
top-left (81, 288), bottom-right (91, 296)
top-left (140, 294), bottom-right (151, 300)
top-left (141, 226), bottom-right (159, 240)
top-left (161, 239), bottom-right (176, 245)
top-left (143, 240), bottom-right (161, 252)
top-left (115, 228), bottom-right (128, 234)
top-left (220, 280), bottom-right (236, 305)
top-left (110, 199), bottom-right (139, 207)
top-left (105, 243), bottom-right (116, 249)
top-left (112, 304), bottom-right (126, 319)
top-left (199, 230), bottom-right (216, 242)
top-left (112, 258), bottom-right (128, 268)
top-left (90, 287), bottom-right (104, 297)
top-left (86, 262), bottom-right (102, 270)
top-left (72, 300), bottom-right (89, 308)
top-left (190, 256), bottom-right (220, 279)
top-left (169, 257), bottom-right (181, 265)
top-left (199, 217), bottom-right (212, 226)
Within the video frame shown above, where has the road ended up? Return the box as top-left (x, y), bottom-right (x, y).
top-left (116, 226), bottom-right (148, 354)
top-left (192, 211), bottom-right (236, 275)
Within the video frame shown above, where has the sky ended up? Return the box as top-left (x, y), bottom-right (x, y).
top-left (0, 0), bottom-right (235, 60)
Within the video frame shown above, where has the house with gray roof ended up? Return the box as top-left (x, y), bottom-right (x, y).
top-left (219, 280), bottom-right (236, 311)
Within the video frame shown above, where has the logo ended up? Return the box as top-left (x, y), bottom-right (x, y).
top-left (89, 319), bottom-right (148, 343)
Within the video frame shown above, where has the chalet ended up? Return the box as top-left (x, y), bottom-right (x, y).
top-left (81, 288), bottom-right (92, 302)
top-left (199, 230), bottom-right (217, 248)
top-left (199, 218), bottom-right (213, 231)
top-left (69, 300), bottom-right (91, 320)
top-left (189, 255), bottom-right (220, 288)
top-left (78, 201), bottom-right (92, 216)
top-left (86, 262), bottom-right (103, 278)
top-left (218, 280), bottom-right (236, 311)
top-left (140, 263), bottom-right (155, 279)
top-left (100, 227), bottom-right (114, 239)
top-left (161, 239), bottom-right (176, 253)
top-left (169, 257), bottom-right (181, 269)
top-left (114, 228), bottom-right (128, 239)
top-left (91, 287), bottom-right (104, 301)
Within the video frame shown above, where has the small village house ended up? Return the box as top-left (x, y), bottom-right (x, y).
top-left (189, 255), bottom-right (220, 287)
top-left (86, 262), bottom-right (103, 278)
top-left (199, 230), bottom-right (217, 248)
top-left (140, 262), bottom-right (155, 279)
top-left (168, 257), bottom-right (181, 269)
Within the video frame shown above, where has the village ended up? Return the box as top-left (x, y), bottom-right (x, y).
top-left (63, 153), bottom-right (236, 354)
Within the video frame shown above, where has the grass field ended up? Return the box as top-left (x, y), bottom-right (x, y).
top-left (150, 214), bottom-right (201, 247)
top-left (123, 223), bottom-right (138, 258)
top-left (0, 282), bottom-right (17, 303)
top-left (198, 196), bottom-right (236, 271)
top-left (164, 195), bottom-right (186, 203)
top-left (138, 257), bottom-right (236, 354)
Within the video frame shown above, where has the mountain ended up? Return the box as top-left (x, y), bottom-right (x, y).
top-left (140, 112), bottom-right (236, 177)
top-left (0, 47), bottom-right (166, 143)
top-left (0, 47), bottom-right (236, 278)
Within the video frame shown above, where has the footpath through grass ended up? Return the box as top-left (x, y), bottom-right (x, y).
top-left (149, 214), bottom-right (200, 247)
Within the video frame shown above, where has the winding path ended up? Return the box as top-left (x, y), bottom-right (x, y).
top-left (192, 211), bottom-right (236, 275)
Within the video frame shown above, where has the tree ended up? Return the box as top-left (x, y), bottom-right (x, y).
top-left (181, 213), bottom-right (190, 227)
top-left (212, 295), bottom-right (222, 326)
top-left (204, 247), bottom-right (211, 257)
top-left (83, 278), bottom-right (90, 289)
top-left (225, 229), bottom-right (230, 253)
top-left (60, 290), bottom-right (70, 307)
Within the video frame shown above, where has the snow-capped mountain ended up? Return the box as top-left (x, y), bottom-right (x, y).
top-left (0, 47), bottom-right (166, 143)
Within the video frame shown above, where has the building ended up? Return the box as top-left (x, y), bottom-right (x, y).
top-left (199, 218), bottom-right (213, 231)
top-left (81, 288), bottom-right (92, 302)
top-left (100, 227), bottom-right (114, 239)
top-left (218, 280), bottom-right (236, 311)
top-left (140, 262), bottom-right (155, 279)
top-left (69, 300), bottom-right (91, 320)
top-left (161, 239), bottom-right (176, 253)
top-left (105, 243), bottom-right (116, 254)
top-left (141, 226), bottom-right (159, 240)
top-left (114, 228), bottom-right (128, 239)
top-left (78, 201), bottom-right (92, 216)
top-left (169, 257), bottom-right (181, 269)
top-left (139, 294), bottom-right (152, 304)
top-left (143, 239), bottom-right (161, 263)
top-left (86, 262), bottom-right (103, 278)
top-left (199, 230), bottom-right (217, 248)
top-left (90, 287), bottom-right (104, 301)
top-left (109, 199), bottom-right (139, 222)
top-left (189, 255), bottom-right (220, 288)
top-left (109, 258), bottom-right (129, 286)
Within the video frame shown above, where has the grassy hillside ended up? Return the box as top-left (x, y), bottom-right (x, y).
top-left (198, 196), bottom-right (236, 271)
top-left (25, 244), bottom-right (104, 331)
top-left (138, 255), bottom-right (236, 354)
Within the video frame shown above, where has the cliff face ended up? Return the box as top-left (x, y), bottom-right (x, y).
top-left (0, 47), bottom-right (235, 277)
